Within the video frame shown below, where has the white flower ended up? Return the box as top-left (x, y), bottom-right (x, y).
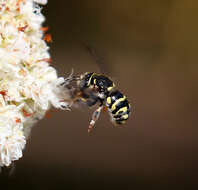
top-left (33, 0), bottom-right (47, 5)
top-left (0, 114), bottom-right (26, 167)
top-left (0, 0), bottom-right (71, 167)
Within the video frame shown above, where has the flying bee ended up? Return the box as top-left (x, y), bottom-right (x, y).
top-left (64, 71), bottom-right (131, 133)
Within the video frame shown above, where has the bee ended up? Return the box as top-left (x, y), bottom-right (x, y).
top-left (65, 72), bottom-right (131, 133)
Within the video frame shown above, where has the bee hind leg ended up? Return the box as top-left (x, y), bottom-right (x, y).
top-left (88, 105), bottom-right (103, 133)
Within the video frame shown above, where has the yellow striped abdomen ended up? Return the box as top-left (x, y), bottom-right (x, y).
top-left (106, 90), bottom-right (131, 125)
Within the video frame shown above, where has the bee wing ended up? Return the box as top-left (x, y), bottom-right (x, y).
top-left (72, 99), bottom-right (89, 109)
top-left (71, 87), bottom-right (100, 109)
top-left (72, 96), bottom-right (100, 111)
top-left (81, 42), bottom-right (113, 75)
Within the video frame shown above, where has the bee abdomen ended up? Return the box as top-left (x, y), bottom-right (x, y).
top-left (106, 90), bottom-right (131, 125)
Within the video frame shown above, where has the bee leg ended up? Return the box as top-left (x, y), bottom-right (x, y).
top-left (88, 105), bottom-right (103, 133)
top-left (99, 98), bottom-right (104, 106)
top-left (60, 75), bottom-right (80, 87)
top-left (60, 70), bottom-right (74, 86)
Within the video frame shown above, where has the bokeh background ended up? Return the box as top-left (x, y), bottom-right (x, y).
top-left (2, 0), bottom-right (198, 189)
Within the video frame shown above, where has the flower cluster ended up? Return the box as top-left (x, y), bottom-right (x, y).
top-left (0, 0), bottom-right (69, 167)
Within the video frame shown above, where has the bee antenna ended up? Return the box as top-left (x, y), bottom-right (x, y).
top-left (68, 69), bottom-right (81, 80)
top-left (68, 68), bottom-right (74, 78)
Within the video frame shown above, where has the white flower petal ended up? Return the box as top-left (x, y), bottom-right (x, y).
top-left (0, 0), bottom-right (71, 167)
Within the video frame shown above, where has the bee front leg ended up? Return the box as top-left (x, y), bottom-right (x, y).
top-left (88, 105), bottom-right (103, 133)
top-left (60, 71), bottom-right (81, 87)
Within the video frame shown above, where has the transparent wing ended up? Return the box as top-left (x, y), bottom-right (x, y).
top-left (82, 42), bottom-right (112, 75)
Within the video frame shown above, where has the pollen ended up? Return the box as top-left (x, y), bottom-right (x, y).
top-left (18, 25), bottom-right (28, 32)
top-left (15, 118), bottom-right (21, 123)
top-left (22, 109), bottom-right (34, 117)
top-left (0, 90), bottom-right (7, 97)
top-left (40, 26), bottom-right (49, 32)
top-left (43, 34), bottom-right (52, 43)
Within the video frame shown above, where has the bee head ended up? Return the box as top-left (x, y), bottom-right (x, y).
top-left (80, 72), bottom-right (95, 89)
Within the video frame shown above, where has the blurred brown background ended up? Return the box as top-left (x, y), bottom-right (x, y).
top-left (2, 0), bottom-right (198, 189)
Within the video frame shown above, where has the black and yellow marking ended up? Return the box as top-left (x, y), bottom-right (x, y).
top-left (87, 73), bottom-right (96, 86)
top-left (93, 78), bottom-right (97, 85)
top-left (77, 72), bottom-right (131, 130)
top-left (93, 75), bottom-right (115, 94)
top-left (111, 96), bottom-right (126, 111)
top-left (106, 90), bottom-right (131, 125)
top-left (107, 82), bottom-right (115, 92)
